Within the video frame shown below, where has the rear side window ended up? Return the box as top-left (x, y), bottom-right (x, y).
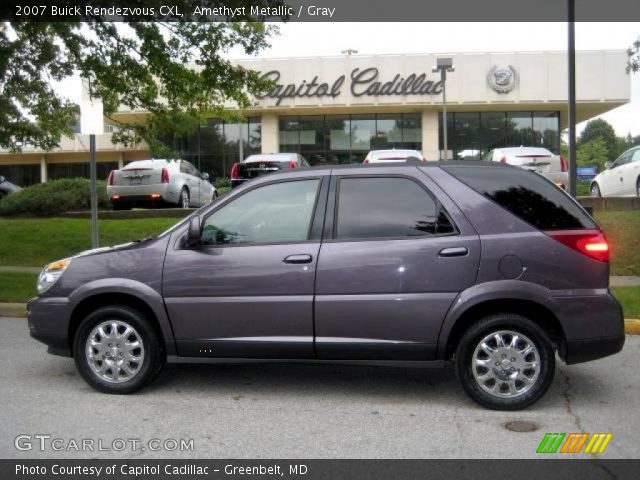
top-left (443, 166), bottom-right (596, 230)
top-left (335, 177), bottom-right (456, 240)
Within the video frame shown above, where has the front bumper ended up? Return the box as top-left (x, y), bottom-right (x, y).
top-left (27, 297), bottom-right (73, 357)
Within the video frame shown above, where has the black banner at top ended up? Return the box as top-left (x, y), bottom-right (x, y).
top-left (2, 0), bottom-right (640, 22)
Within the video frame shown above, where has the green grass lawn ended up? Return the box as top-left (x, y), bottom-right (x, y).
top-left (0, 272), bottom-right (37, 303)
top-left (0, 217), bottom-right (177, 267)
top-left (594, 210), bottom-right (640, 277)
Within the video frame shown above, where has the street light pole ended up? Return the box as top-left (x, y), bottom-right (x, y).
top-left (433, 58), bottom-right (455, 160)
top-left (567, 0), bottom-right (577, 197)
top-left (89, 134), bottom-right (98, 248)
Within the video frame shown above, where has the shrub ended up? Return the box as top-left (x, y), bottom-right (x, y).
top-left (0, 178), bottom-right (110, 217)
top-left (214, 177), bottom-right (231, 189)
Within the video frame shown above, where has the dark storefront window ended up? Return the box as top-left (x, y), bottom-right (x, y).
top-left (0, 164), bottom-right (41, 186)
top-left (159, 117), bottom-right (261, 179)
top-left (280, 113), bottom-right (421, 165)
top-left (47, 162), bottom-right (118, 182)
top-left (439, 111), bottom-right (560, 159)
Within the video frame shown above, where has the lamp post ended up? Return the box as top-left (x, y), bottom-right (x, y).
top-left (432, 58), bottom-right (455, 160)
top-left (567, 0), bottom-right (577, 197)
top-left (80, 95), bottom-right (103, 249)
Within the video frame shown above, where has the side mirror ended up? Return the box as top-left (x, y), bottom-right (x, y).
top-left (185, 216), bottom-right (201, 248)
top-left (604, 161), bottom-right (613, 170)
top-left (201, 172), bottom-right (210, 181)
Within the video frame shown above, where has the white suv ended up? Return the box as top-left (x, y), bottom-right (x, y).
top-left (363, 149), bottom-right (425, 164)
top-left (590, 147), bottom-right (640, 197)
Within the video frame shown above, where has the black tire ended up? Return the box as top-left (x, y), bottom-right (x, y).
top-left (636, 177), bottom-right (639, 197)
top-left (454, 313), bottom-right (555, 410)
top-left (73, 306), bottom-right (165, 394)
top-left (179, 187), bottom-right (190, 208)
top-left (212, 190), bottom-right (219, 200)
top-left (590, 183), bottom-right (601, 197)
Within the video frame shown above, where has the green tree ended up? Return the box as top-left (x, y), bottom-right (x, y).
top-left (578, 118), bottom-right (618, 161)
top-left (0, 3), bottom-right (284, 154)
top-left (627, 36), bottom-right (640, 72)
top-left (577, 138), bottom-right (609, 171)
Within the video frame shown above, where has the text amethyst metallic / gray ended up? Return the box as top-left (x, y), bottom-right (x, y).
top-left (28, 162), bottom-right (624, 410)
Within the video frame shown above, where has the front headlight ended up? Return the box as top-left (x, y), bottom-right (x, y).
top-left (37, 258), bottom-right (72, 294)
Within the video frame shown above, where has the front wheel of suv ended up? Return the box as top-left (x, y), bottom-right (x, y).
top-left (455, 314), bottom-right (555, 410)
top-left (73, 306), bottom-right (165, 394)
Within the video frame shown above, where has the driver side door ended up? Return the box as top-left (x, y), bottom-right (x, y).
top-left (163, 175), bottom-right (327, 358)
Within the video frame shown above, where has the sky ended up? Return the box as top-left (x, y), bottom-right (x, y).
top-left (227, 22), bottom-right (640, 136)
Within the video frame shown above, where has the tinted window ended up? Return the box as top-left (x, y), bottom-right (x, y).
top-left (443, 166), bottom-right (596, 230)
top-left (336, 177), bottom-right (456, 239)
top-left (201, 179), bottom-right (320, 245)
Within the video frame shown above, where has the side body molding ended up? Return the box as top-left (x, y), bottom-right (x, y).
top-left (67, 278), bottom-right (177, 356)
top-left (436, 280), bottom-right (559, 359)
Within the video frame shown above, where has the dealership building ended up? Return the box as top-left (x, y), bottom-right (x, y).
top-left (0, 50), bottom-right (631, 185)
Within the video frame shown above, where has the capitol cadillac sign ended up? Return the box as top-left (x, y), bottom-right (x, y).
top-left (255, 68), bottom-right (444, 105)
top-left (255, 66), bottom-right (518, 105)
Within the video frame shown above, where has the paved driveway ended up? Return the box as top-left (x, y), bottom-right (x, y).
top-left (1, 318), bottom-right (638, 459)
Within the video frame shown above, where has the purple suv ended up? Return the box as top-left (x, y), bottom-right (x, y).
top-left (28, 162), bottom-right (624, 410)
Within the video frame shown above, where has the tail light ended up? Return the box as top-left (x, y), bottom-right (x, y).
top-left (230, 163), bottom-right (239, 179)
top-left (107, 170), bottom-right (114, 185)
top-left (559, 155), bottom-right (568, 172)
top-left (161, 167), bottom-right (169, 184)
top-left (547, 230), bottom-right (609, 263)
top-left (500, 156), bottom-right (507, 164)
top-left (364, 157), bottom-right (369, 164)
top-left (289, 160), bottom-right (296, 169)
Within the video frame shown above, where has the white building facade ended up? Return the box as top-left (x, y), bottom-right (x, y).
top-left (0, 51), bottom-right (630, 184)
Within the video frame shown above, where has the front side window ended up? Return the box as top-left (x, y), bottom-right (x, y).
top-left (335, 177), bottom-right (455, 240)
top-left (201, 179), bottom-right (320, 246)
top-left (630, 149), bottom-right (640, 163)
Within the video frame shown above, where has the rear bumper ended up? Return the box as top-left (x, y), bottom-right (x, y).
top-left (553, 290), bottom-right (625, 364)
top-left (231, 179), bottom-right (249, 189)
top-left (564, 335), bottom-right (625, 365)
top-left (107, 184), bottom-right (180, 204)
top-left (541, 171), bottom-right (569, 188)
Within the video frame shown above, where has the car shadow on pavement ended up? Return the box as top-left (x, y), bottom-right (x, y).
top-left (148, 362), bottom-right (461, 402)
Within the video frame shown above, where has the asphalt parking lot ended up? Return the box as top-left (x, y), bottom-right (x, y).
top-left (1, 317), bottom-right (639, 459)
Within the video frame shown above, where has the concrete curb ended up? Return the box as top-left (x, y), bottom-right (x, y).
top-left (1, 302), bottom-right (639, 335)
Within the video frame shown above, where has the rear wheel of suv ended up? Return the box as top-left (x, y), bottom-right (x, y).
top-left (73, 306), bottom-right (165, 394)
top-left (455, 314), bottom-right (555, 410)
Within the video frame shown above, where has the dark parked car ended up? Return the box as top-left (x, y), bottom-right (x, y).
top-left (230, 153), bottom-right (310, 189)
top-left (0, 175), bottom-right (22, 199)
top-left (28, 162), bottom-right (624, 410)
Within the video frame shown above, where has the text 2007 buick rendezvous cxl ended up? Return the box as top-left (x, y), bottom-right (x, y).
top-left (28, 161), bottom-right (624, 410)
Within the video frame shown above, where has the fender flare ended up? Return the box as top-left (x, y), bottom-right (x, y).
top-left (436, 280), bottom-right (560, 359)
top-left (68, 278), bottom-right (176, 356)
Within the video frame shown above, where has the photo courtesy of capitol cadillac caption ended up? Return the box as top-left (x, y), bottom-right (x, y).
top-left (1, 1), bottom-right (640, 479)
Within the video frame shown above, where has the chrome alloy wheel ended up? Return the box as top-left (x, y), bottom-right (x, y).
top-left (180, 189), bottom-right (190, 208)
top-left (85, 320), bottom-right (145, 383)
top-left (471, 330), bottom-right (541, 398)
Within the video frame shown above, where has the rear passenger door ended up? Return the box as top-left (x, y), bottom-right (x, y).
top-left (314, 169), bottom-right (480, 360)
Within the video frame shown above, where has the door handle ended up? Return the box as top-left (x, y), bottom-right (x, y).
top-left (439, 247), bottom-right (468, 257)
top-left (283, 254), bottom-right (313, 264)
